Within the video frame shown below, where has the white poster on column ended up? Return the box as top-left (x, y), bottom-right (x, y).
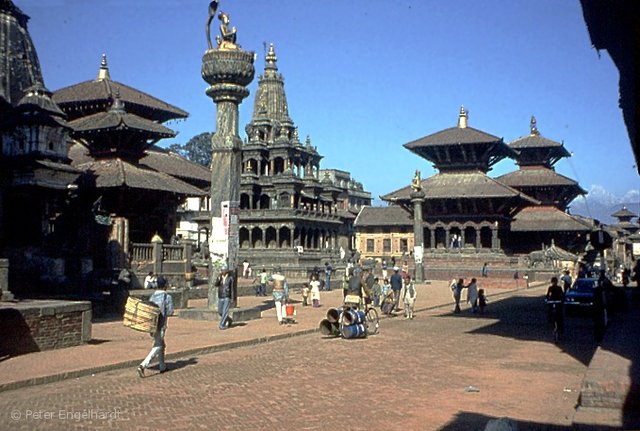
top-left (209, 201), bottom-right (230, 267)
top-left (414, 245), bottom-right (423, 264)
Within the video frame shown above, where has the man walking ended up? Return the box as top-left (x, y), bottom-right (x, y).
top-left (138, 276), bottom-right (174, 377)
top-left (270, 267), bottom-right (289, 325)
top-left (216, 266), bottom-right (233, 330)
top-left (390, 266), bottom-right (403, 312)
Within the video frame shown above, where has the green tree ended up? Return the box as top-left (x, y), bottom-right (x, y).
top-left (169, 132), bottom-right (212, 167)
top-left (184, 132), bottom-right (213, 167)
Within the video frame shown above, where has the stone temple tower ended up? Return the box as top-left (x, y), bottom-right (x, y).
top-left (202, 1), bottom-right (255, 307)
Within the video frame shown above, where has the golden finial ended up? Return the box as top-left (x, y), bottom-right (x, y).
top-left (266, 43), bottom-right (277, 67)
top-left (530, 115), bottom-right (539, 136)
top-left (458, 105), bottom-right (468, 128)
top-left (97, 54), bottom-right (110, 80)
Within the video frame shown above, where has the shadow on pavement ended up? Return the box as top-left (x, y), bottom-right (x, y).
top-left (441, 289), bottom-right (640, 429)
top-left (441, 294), bottom-right (599, 366)
top-left (437, 411), bottom-right (621, 431)
top-left (166, 357), bottom-right (198, 372)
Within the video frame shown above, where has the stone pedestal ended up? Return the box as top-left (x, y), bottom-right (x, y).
top-left (201, 47), bottom-right (255, 311)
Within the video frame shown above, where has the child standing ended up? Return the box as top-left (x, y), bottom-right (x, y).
top-left (403, 275), bottom-right (417, 319)
top-left (310, 274), bottom-right (321, 308)
top-left (371, 277), bottom-right (381, 307)
top-left (478, 288), bottom-right (487, 314)
top-left (301, 283), bottom-right (310, 306)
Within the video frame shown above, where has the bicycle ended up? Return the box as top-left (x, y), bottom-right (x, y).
top-left (545, 299), bottom-right (563, 343)
top-left (340, 294), bottom-right (379, 337)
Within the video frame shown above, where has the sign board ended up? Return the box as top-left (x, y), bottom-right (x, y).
top-left (209, 201), bottom-right (240, 268)
top-left (414, 245), bottom-right (423, 264)
top-left (633, 242), bottom-right (640, 257)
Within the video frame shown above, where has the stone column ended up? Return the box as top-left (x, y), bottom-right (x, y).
top-left (411, 190), bottom-right (426, 282)
top-left (0, 259), bottom-right (14, 301)
top-left (430, 229), bottom-right (435, 251)
top-left (491, 226), bottom-right (498, 251)
top-left (202, 40), bottom-right (255, 310)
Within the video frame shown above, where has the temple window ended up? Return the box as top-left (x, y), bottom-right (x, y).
top-left (366, 239), bottom-right (375, 253)
top-left (383, 238), bottom-right (391, 253)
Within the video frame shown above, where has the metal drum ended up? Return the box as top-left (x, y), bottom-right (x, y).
top-left (341, 323), bottom-right (367, 339)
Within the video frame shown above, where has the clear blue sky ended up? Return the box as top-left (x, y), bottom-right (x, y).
top-left (20, 0), bottom-right (638, 205)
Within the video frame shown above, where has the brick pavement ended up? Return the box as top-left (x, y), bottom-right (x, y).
top-left (1, 280), bottom-right (637, 430)
top-left (0, 284), bottom-right (599, 430)
top-left (1, 280), bottom-right (490, 392)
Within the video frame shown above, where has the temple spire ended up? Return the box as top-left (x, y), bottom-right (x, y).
top-left (457, 105), bottom-right (468, 128)
top-left (265, 43), bottom-right (277, 70)
top-left (97, 54), bottom-right (111, 81)
top-left (530, 115), bottom-right (539, 136)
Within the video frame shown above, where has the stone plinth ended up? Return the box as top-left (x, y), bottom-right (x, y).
top-left (0, 300), bottom-right (92, 356)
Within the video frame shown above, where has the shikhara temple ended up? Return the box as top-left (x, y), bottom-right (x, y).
top-left (236, 44), bottom-right (371, 267)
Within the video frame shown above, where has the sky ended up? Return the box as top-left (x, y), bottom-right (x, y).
top-left (18, 0), bottom-right (639, 207)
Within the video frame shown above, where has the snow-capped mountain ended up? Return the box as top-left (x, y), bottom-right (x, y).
top-left (569, 186), bottom-right (640, 225)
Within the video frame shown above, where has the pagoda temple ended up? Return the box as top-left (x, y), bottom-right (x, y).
top-left (498, 117), bottom-right (591, 253)
top-left (56, 56), bottom-right (205, 271)
top-left (237, 44), bottom-right (371, 267)
top-left (381, 107), bottom-right (537, 254)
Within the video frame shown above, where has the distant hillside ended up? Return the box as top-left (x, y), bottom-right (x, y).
top-left (569, 187), bottom-right (640, 225)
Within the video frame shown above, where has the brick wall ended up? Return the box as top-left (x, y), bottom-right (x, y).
top-left (1, 301), bottom-right (92, 356)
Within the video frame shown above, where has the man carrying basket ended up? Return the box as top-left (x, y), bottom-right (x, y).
top-left (137, 276), bottom-right (174, 377)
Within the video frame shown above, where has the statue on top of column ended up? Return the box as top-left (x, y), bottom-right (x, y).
top-left (411, 169), bottom-right (422, 192)
top-left (206, 1), bottom-right (240, 51)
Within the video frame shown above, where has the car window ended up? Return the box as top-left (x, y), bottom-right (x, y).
top-left (572, 280), bottom-right (595, 292)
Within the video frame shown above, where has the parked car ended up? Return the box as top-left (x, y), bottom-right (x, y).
top-left (564, 276), bottom-right (627, 313)
top-left (564, 278), bottom-right (597, 309)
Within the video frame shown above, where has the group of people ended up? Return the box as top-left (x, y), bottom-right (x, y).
top-left (339, 265), bottom-right (417, 319)
top-left (450, 277), bottom-right (487, 314)
top-left (300, 262), bottom-right (334, 308)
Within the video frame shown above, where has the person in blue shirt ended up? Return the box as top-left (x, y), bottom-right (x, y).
top-left (324, 262), bottom-right (333, 291)
top-left (138, 276), bottom-right (174, 377)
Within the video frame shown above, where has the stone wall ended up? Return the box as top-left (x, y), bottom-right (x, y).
top-left (0, 300), bottom-right (92, 356)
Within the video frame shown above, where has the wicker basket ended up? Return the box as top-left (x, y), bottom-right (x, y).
top-left (123, 296), bottom-right (160, 333)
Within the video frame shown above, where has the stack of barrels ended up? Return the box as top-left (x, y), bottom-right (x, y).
top-left (319, 308), bottom-right (367, 339)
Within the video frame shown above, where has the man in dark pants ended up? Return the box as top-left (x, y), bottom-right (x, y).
top-left (216, 266), bottom-right (233, 330)
top-left (390, 267), bottom-right (403, 312)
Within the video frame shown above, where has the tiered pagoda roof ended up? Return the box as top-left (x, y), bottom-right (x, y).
top-left (612, 206), bottom-right (636, 222)
top-left (403, 106), bottom-right (515, 173)
top-left (500, 117), bottom-right (585, 209)
top-left (53, 55), bottom-right (188, 123)
top-left (510, 206), bottom-right (593, 232)
top-left (385, 108), bottom-right (534, 218)
top-left (69, 94), bottom-right (175, 161)
top-left (73, 158), bottom-right (204, 196)
top-left (382, 170), bottom-right (538, 217)
top-left (508, 116), bottom-right (571, 167)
